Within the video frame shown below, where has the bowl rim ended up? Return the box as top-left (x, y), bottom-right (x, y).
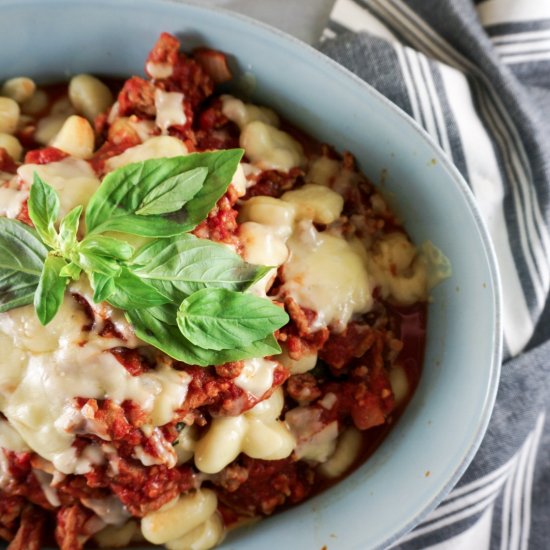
top-left (0, 0), bottom-right (503, 547)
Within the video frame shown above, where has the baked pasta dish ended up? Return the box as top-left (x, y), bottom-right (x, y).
top-left (0, 34), bottom-right (444, 549)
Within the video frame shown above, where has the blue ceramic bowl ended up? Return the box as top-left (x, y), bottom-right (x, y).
top-left (0, 1), bottom-right (502, 548)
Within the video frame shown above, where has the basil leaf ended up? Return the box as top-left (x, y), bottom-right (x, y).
top-left (136, 167), bottom-right (207, 216)
top-left (59, 262), bottom-right (82, 281)
top-left (28, 172), bottom-right (59, 247)
top-left (127, 306), bottom-right (281, 366)
top-left (129, 234), bottom-right (265, 300)
top-left (85, 150), bottom-right (244, 236)
top-left (34, 255), bottom-right (67, 325)
top-left (58, 205), bottom-right (82, 254)
top-left (177, 288), bottom-right (288, 351)
top-left (90, 272), bottom-right (116, 303)
top-left (104, 269), bottom-right (170, 310)
top-left (79, 235), bottom-right (134, 261)
top-left (0, 217), bottom-right (47, 312)
top-left (89, 214), bottom-right (186, 238)
top-left (77, 251), bottom-right (121, 276)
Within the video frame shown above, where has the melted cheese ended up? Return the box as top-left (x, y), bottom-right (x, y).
top-left (33, 469), bottom-right (61, 507)
top-left (81, 496), bottom-right (130, 526)
top-left (0, 185), bottom-right (27, 218)
top-left (17, 157), bottom-right (100, 219)
top-left (154, 89), bottom-right (186, 133)
top-left (0, 290), bottom-right (190, 475)
top-left (0, 419), bottom-right (29, 452)
top-left (234, 357), bottom-right (277, 398)
top-left (282, 221), bottom-right (373, 331)
top-left (105, 135), bottom-right (188, 171)
top-left (240, 121), bottom-right (305, 171)
top-left (285, 406), bottom-right (339, 462)
top-left (146, 61), bottom-right (174, 80)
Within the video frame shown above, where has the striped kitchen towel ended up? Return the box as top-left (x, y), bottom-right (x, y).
top-left (319, 1), bottom-right (550, 549)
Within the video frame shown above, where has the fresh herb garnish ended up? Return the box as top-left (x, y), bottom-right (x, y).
top-left (0, 150), bottom-right (288, 366)
top-left (0, 217), bottom-right (48, 312)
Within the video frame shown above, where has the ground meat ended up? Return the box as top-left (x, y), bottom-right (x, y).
top-left (117, 76), bottom-right (157, 118)
top-left (192, 188), bottom-right (240, 246)
top-left (2, 451), bottom-right (53, 511)
top-left (216, 456), bottom-right (315, 517)
top-left (215, 361), bottom-right (244, 379)
top-left (286, 373), bottom-right (322, 405)
top-left (145, 32), bottom-right (180, 72)
top-left (7, 505), bottom-right (45, 550)
top-left (192, 48), bottom-right (232, 84)
top-left (0, 494), bottom-right (25, 542)
top-left (243, 167), bottom-right (304, 199)
top-left (54, 504), bottom-right (94, 550)
top-left (175, 361), bottom-right (289, 422)
top-left (109, 347), bottom-right (152, 377)
top-left (89, 136), bottom-right (140, 177)
top-left (284, 298), bottom-right (318, 337)
top-left (210, 463), bottom-right (249, 493)
top-left (85, 459), bottom-right (196, 517)
top-left (195, 98), bottom-right (240, 151)
top-left (319, 323), bottom-right (376, 370)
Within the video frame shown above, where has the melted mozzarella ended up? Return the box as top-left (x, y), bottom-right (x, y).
top-left (282, 221), bottom-right (373, 331)
top-left (0, 291), bottom-right (190, 475)
top-left (285, 406), bottom-right (339, 462)
top-left (33, 469), bottom-right (61, 507)
top-left (154, 89), bottom-right (186, 133)
top-left (0, 419), bottom-right (29, 452)
top-left (234, 357), bottom-right (277, 398)
top-left (0, 184), bottom-right (27, 218)
top-left (81, 496), bottom-right (130, 526)
top-left (17, 157), bottom-right (100, 219)
top-left (146, 61), bottom-right (174, 80)
top-left (105, 136), bottom-right (188, 171)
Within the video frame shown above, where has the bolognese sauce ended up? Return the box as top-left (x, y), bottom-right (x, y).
top-left (0, 32), bottom-right (444, 550)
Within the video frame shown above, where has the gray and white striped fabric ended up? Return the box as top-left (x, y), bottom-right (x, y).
top-left (319, 1), bottom-right (550, 548)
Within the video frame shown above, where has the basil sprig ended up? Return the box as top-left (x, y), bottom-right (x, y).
top-left (0, 217), bottom-right (47, 312)
top-left (0, 150), bottom-right (288, 366)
